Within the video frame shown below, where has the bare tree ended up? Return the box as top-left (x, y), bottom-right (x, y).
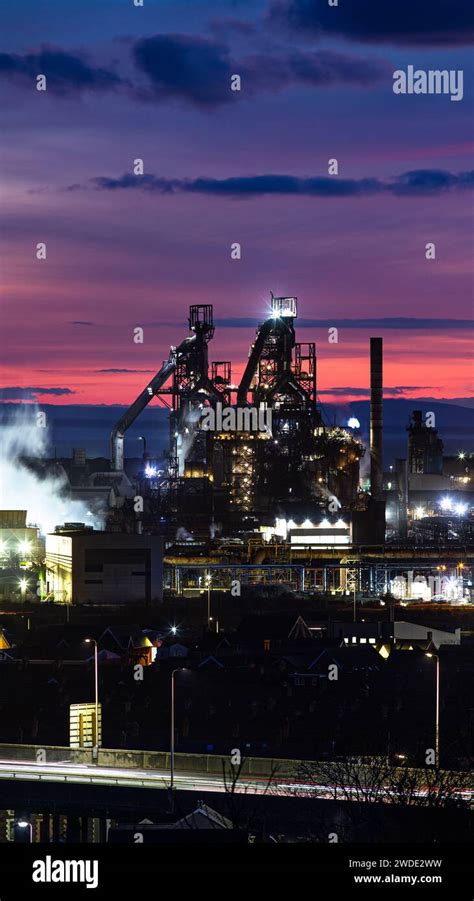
top-left (220, 755), bottom-right (280, 840)
top-left (287, 756), bottom-right (473, 842)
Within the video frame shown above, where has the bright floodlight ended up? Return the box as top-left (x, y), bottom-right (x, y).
top-left (17, 821), bottom-right (29, 828)
top-left (19, 579), bottom-right (28, 591)
top-left (459, 452), bottom-right (466, 460)
top-left (18, 540), bottom-right (31, 554)
top-left (415, 506), bottom-right (425, 518)
top-left (320, 518), bottom-right (330, 528)
top-left (440, 497), bottom-right (452, 512)
top-left (270, 295), bottom-right (297, 319)
top-left (171, 626), bottom-right (177, 635)
top-left (454, 502), bottom-right (468, 516)
top-left (145, 465), bottom-right (158, 478)
top-left (302, 519), bottom-right (313, 528)
top-left (347, 417), bottom-right (360, 429)
top-left (336, 518), bottom-right (346, 528)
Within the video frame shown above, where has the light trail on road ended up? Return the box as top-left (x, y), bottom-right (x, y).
top-left (0, 758), bottom-right (334, 798)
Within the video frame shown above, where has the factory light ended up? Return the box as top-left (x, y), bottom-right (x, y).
top-left (454, 502), bottom-right (468, 516)
top-left (335, 519), bottom-right (346, 528)
top-left (18, 579), bottom-right (29, 591)
top-left (18, 540), bottom-right (31, 555)
top-left (440, 497), bottom-right (452, 512)
top-left (302, 519), bottom-right (313, 529)
top-left (347, 417), bottom-right (360, 429)
top-left (320, 518), bottom-right (330, 528)
top-left (458, 452), bottom-right (466, 460)
top-left (145, 465), bottom-right (158, 478)
top-left (415, 506), bottom-right (425, 519)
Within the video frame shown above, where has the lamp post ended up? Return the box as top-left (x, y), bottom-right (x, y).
top-left (138, 435), bottom-right (147, 459)
top-left (16, 820), bottom-right (33, 843)
top-left (206, 571), bottom-right (212, 627)
top-left (426, 652), bottom-right (440, 767)
top-left (85, 639), bottom-right (99, 758)
top-left (170, 668), bottom-right (188, 807)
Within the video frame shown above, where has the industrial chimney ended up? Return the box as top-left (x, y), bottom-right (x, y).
top-left (370, 337), bottom-right (383, 499)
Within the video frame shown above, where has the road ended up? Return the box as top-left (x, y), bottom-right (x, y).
top-left (0, 758), bottom-right (472, 804)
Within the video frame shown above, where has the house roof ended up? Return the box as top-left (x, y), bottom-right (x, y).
top-left (198, 655), bottom-right (225, 669)
top-left (172, 803), bottom-right (233, 831)
top-left (236, 613), bottom-right (312, 642)
top-left (99, 625), bottom-right (152, 649)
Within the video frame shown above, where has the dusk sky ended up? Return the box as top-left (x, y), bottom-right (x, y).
top-left (1, 0), bottom-right (473, 408)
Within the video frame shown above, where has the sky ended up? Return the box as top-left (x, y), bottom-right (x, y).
top-left (0, 0), bottom-right (473, 410)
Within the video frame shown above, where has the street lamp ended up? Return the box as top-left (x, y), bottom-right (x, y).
top-left (426, 652), bottom-right (440, 767)
top-left (138, 435), bottom-right (147, 459)
top-left (16, 820), bottom-right (33, 842)
top-left (170, 668), bottom-right (189, 804)
top-left (205, 571), bottom-right (212, 626)
top-left (84, 639), bottom-right (99, 757)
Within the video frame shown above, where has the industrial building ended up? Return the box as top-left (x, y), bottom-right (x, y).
top-left (107, 296), bottom-right (381, 543)
top-left (383, 412), bottom-right (474, 542)
top-left (45, 527), bottom-right (163, 605)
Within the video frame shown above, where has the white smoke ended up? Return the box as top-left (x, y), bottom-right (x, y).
top-left (176, 405), bottom-right (204, 475)
top-left (0, 407), bottom-right (101, 536)
top-left (176, 526), bottom-right (194, 541)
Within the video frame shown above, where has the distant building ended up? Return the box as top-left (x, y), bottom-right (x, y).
top-left (408, 411), bottom-right (443, 475)
top-left (394, 620), bottom-right (460, 650)
top-left (45, 527), bottom-right (163, 604)
top-left (383, 413), bottom-right (473, 539)
top-left (329, 619), bottom-right (460, 651)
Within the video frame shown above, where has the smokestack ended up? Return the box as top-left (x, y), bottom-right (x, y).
top-left (370, 337), bottom-right (383, 499)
